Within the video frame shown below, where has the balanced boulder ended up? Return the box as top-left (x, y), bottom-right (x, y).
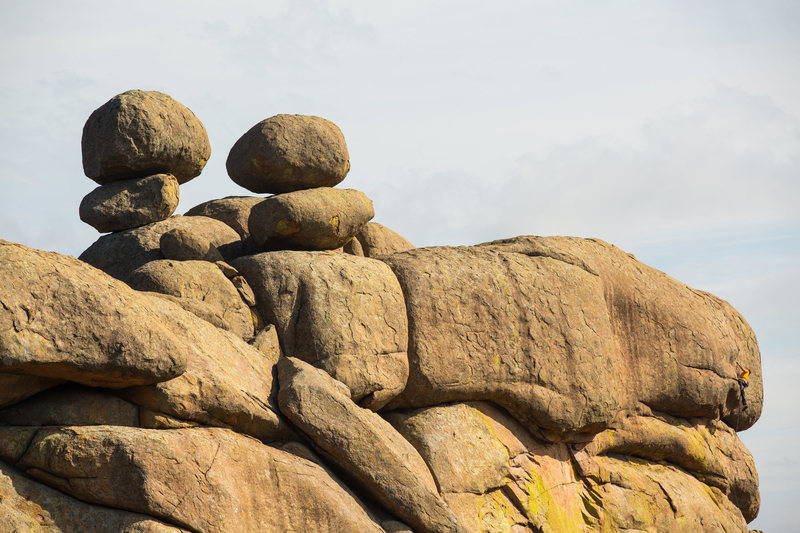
top-left (82, 90), bottom-right (210, 184)
top-left (248, 187), bottom-right (374, 251)
top-left (79, 173), bottom-right (179, 233)
top-left (227, 114), bottom-right (350, 194)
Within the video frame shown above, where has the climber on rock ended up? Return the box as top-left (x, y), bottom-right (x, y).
top-left (735, 360), bottom-right (750, 410)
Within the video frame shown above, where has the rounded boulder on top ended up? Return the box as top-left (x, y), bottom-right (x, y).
top-left (81, 90), bottom-right (211, 184)
top-left (226, 114), bottom-right (350, 194)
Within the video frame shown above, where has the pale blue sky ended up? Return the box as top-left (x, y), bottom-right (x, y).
top-left (1, 1), bottom-right (798, 529)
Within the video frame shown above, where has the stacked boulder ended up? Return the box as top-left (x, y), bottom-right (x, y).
top-left (227, 113), bottom-right (374, 251)
top-left (79, 90), bottom-right (210, 233)
top-left (0, 90), bottom-right (764, 532)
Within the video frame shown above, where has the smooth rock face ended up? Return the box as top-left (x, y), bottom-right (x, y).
top-left (123, 293), bottom-right (287, 442)
top-left (355, 222), bottom-right (415, 258)
top-left (185, 196), bottom-right (263, 243)
top-left (127, 260), bottom-right (253, 340)
top-left (79, 215), bottom-right (243, 281)
top-left (479, 235), bottom-right (763, 430)
top-left (386, 403), bottom-right (510, 494)
top-left (12, 426), bottom-right (384, 533)
top-left (384, 245), bottom-right (621, 433)
top-left (159, 227), bottom-right (224, 262)
top-left (248, 187), bottom-right (374, 251)
top-left (0, 241), bottom-right (187, 387)
top-left (79, 174), bottom-right (180, 233)
top-left (82, 90), bottom-right (211, 184)
top-left (384, 237), bottom-right (762, 434)
top-left (233, 251), bottom-right (408, 409)
top-left (0, 461), bottom-right (188, 533)
top-left (226, 114), bottom-right (350, 194)
top-left (277, 357), bottom-right (465, 533)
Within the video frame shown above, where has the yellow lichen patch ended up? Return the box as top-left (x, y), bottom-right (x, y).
top-left (328, 215), bottom-right (340, 232)
top-left (275, 219), bottom-right (300, 236)
top-left (522, 467), bottom-right (589, 533)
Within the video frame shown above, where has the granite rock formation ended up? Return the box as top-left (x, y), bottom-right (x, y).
top-left (0, 91), bottom-right (763, 532)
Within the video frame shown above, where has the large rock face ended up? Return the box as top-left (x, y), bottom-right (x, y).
top-left (0, 231), bottom-right (762, 531)
top-left (82, 90), bottom-right (211, 184)
top-left (383, 236), bottom-right (762, 435)
top-left (0, 240), bottom-right (186, 387)
top-left (383, 244), bottom-right (621, 434)
top-left (479, 235), bottom-right (763, 430)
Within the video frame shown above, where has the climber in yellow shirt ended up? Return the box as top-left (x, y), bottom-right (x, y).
top-left (735, 361), bottom-right (750, 411)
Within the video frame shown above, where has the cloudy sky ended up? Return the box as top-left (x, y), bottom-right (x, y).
top-left (1, 1), bottom-right (797, 529)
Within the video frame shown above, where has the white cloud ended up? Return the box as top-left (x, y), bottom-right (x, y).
top-left (368, 86), bottom-right (800, 250)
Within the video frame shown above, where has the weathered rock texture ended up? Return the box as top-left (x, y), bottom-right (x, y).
top-left (0, 461), bottom-right (188, 533)
top-left (158, 226), bottom-right (225, 262)
top-left (351, 222), bottom-right (415, 258)
top-left (248, 187), bottom-right (374, 251)
top-left (1, 104), bottom-right (764, 532)
top-left (79, 215), bottom-right (243, 281)
top-left (0, 374), bottom-right (62, 409)
top-left (234, 251), bottom-right (408, 409)
top-left (0, 240), bottom-right (187, 387)
top-left (127, 259), bottom-right (254, 340)
top-left (480, 235), bottom-right (763, 431)
top-left (79, 173), bottom-right (180, 233)
top-left (185, 195), bottom-right (263, 242)
top-left (383, 236), bottom-right (762, 435)
top-left (2, 426), bottom-right (384, 533)
top-left (82, 90), bottom-right (210, 184)
top-left (278, 357), bottom-right (465, 533)
top-left (227, 114), bottom-right (350, 194)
